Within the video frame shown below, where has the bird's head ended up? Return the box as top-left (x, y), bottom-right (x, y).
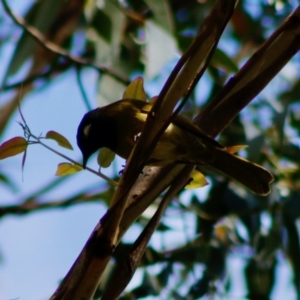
top-left (77, 100), bottom-right (142, 168)
top-left (77, 109), bottom-right (114, 168)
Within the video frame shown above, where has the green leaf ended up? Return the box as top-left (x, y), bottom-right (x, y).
top-left (97, 74), bottom-right (127, 105)
top-left (247, 134), bottom-right (265, 162)
top-left (97, 148), bottom-right (115, 168)
top-left (4, 0), bottom-right (64, 80)
top-left (211, 48), bottom-right (239, 73)
top-left (290, 111), bottom-right (300, 135)
top-left (0, 137), bottom-right (28, 159)
top-left (145, 20), bottom-right (177, 78)
top-left (123, 77), bottom-right (147, 100)
top-left (46, 131), bottom-right (73, 150)
top-left (55, 163), bottom-right (82, 176)
top-left (0, 173), bottom-right (18, 192)
top-left (87, 1), bottom-right (128, 105)
top-left (90, 9), bottom-right (112, 42)
top-left (144, 0), bottom-right (174, 34)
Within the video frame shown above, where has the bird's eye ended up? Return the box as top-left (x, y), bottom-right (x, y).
top-left (83, 124), bottom-right (91, 137)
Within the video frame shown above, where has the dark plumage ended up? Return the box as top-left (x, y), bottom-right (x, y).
top-left (77, 99), bottom-right (274, 195)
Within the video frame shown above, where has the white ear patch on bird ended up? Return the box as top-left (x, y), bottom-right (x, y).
top-left (83, 124), bottom-right (91, 137)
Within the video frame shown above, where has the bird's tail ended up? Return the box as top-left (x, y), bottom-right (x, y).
top-left (209, 149), bottom-right (274, 195)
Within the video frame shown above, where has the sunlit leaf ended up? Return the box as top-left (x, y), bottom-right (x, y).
top-left (226, 145), bottom-right (248, 154)
top-left (144, 0), bottom-right (174, 33)
top-left (55, 163), bottom-right (82, 176)
top-left (185, 170), bottom-right (208, 189)
top-left (0, 137), bottom-right (28, 159)
top-left (46, 131), bottom-right (73, 150)
top-left (98, 74), bottom-right (127, 105)
top-left (214, 223), bottom-right (230, 242)
top-left (145, 20), bottom-right (177, 78)
top-left (123, 77), bottom-right (147, 100)
top-left (97, 148), bottom-right (115, 168)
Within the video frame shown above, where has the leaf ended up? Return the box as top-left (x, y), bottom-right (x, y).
top-left (0, 137), bottom-right (28, 159)
top-left (247, 134), bottom-right (265, 162)
top-left (89, 1), bottom-right (127, 105)
top-left (123, 77), bottom-right (147, 100)
top-left (290, 111), bottom-right (300, 135)
top-left (226, 145), bottom-right (248, 154)
top-left (55, 163), bottom-right (82, 176)
top-left (97, 148), bottom-right (115, 168)
top-left (185, 170), bottom-right (208, 189)
top-left (3, 0), bottom-right (64, 80)
top-left (283, 199), bottom-right (300, 294)
top-left (97, 74), bottom-right (127, 105)
top-left (144, 0), bottom-right (174, 34)
top-left (145, 20), bottom-right (177, 78)
top-left (46, 131), bottom-right (73, 150)
top-left (211, 48), bottom-right (239, 73)
top-left (0, 173), bottom-right (18, 192)
top-left (21, 148), bottom-right (27, 181)
top-left (90, 9), bottom-right (112, 42)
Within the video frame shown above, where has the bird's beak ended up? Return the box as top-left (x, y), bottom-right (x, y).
top-left (82, 155), bottom-right (88, 169)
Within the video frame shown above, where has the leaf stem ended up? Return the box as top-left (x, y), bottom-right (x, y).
top-left (33, 134), bottom-right (118, 186)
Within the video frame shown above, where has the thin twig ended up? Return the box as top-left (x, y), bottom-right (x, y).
top-left (75, 66), bottom-right (92, 111)
top-left (17, 104), bottom-right (118, 186)
top-left (1, 61), bottom-right (72, 91)
top-left (33, 133), bottom-right (117, 186)
top-left (0, 190), bottom-right (106, 217)
top-left (1, 0), bottom-right (130, 85)
top-left (1, 69), bottom-right (53, 91)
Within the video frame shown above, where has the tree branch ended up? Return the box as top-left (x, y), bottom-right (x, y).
top-left (1, 0), bottom-right (130, 85)
top-left (49, 1), bottom-right (238, 299)
top-left (0, 192), bottom-right (102, 217)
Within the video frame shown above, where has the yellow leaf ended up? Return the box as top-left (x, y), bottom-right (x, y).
top-left (214, 224), bottom-right (229, 242)
top-left (0, 137), bottom-right (28, 159)
top-left (55, 163), bottom-right (82, 176)
top-left (97, 148), bottom-right (115, 168)
top-left (123, 77), bottom-right (147, 100)
top-left (226, 145), bottom-right (248, 154)
top-left (185, 170), bottom-right (208, 189)
top-left (46, 131), bottom-right (73, 150)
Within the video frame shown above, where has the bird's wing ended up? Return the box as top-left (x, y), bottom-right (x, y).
top-left (172, 115), bottom-right (225, 149)
top-left (136, 99), bottom-right (224, 149)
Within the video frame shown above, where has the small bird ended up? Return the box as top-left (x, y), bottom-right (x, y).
top-left (77, 99), bottom-right (274, 195)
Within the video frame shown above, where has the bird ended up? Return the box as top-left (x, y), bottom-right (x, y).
top-left (77, 99), bottom-right (274, 195)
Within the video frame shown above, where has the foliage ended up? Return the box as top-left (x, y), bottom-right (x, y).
top-left (1, 0), bottom-right (300, 299)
